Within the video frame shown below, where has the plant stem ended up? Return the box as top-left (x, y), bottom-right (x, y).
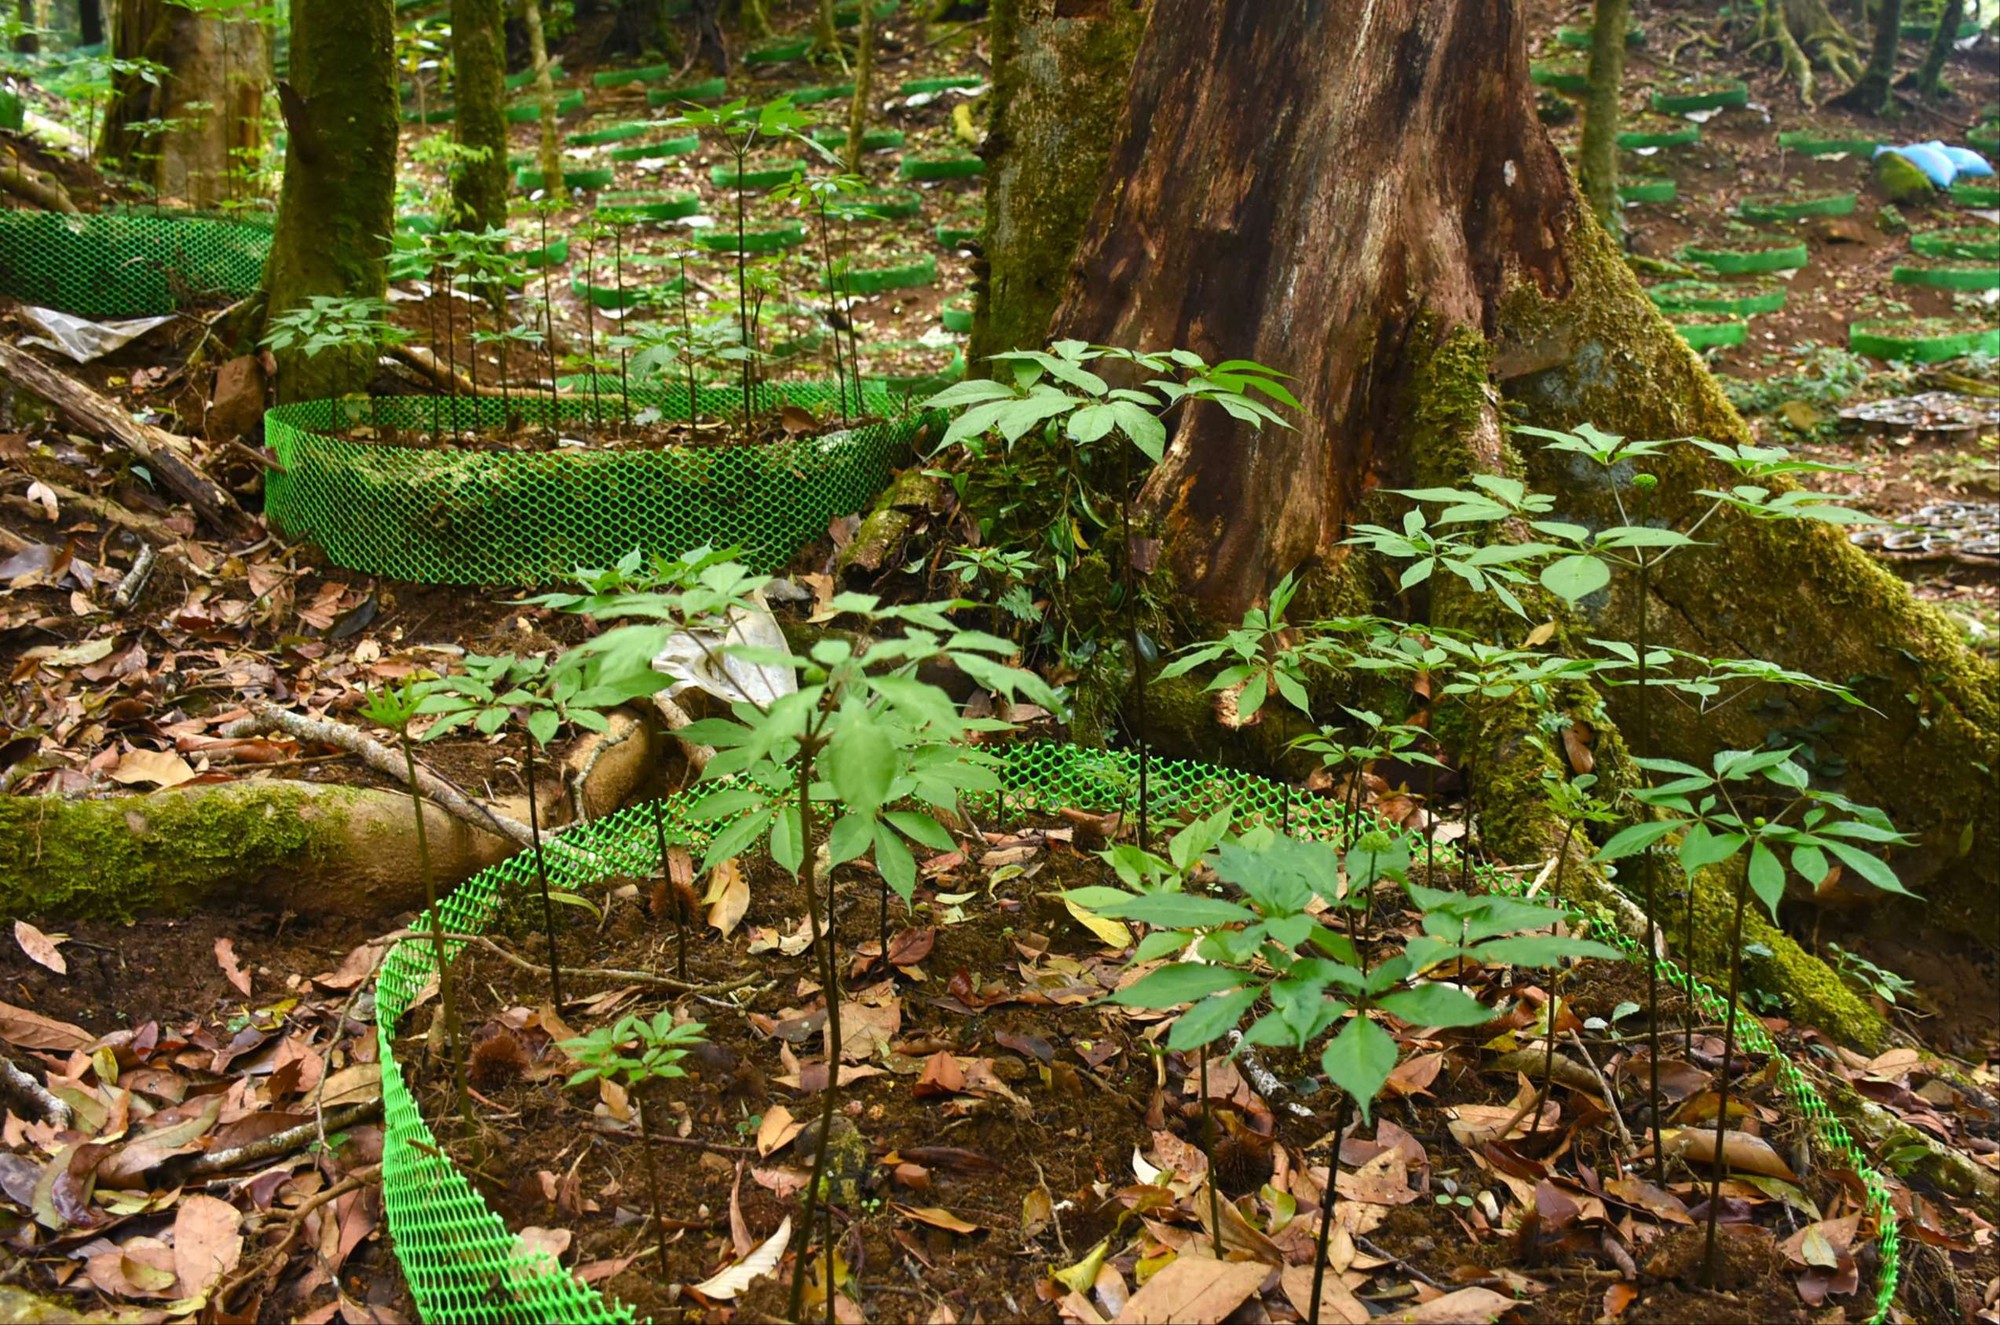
top-left (734, 146), bottom-right (751, 434)
top-left (1635, 486), bottom-right (1665, 1184)
top-left (1118, 443), bottom-right (1149, 852)
top-left (815, 196), bottom-right (848, 426)
top-left (539, 209), bottom-right (559, 428)
top-left (650, 798), bottom-right (687, 980)
top-left (614, 224), bottom-right (630, 428)
top-left (1199, 1047), bottom-right (1221, 1256)
top-left (790, 743), bottom-right (842, 1323)
top-left (522, 730), bottom-right (566, 1010)
top-left (1307, 1092), bottom-right (1354, 1325)
top-left (678, 252), bottom-right (698, 431)
top-left (636, 1081), bottom-right (673, 1274)
top-left (1536, 815), bottom-right (1581, 1136)
top-left (401, 732), bottom-right (469, 1128)
top-left (584, 233), bottom-right (601, 430)
top-left (1700, 860), bottom-right (1754, 1286)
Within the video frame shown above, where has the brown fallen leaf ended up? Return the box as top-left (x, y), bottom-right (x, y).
top-left (1602, 1176), bottom-right (1693, 1225)
top-left (1278, 1263), bottom-right (1370, 1324)
top-left (894, 1204), bottom-right (981, 1235)
top-left (1659, 1127), bottom-right (1798, 1181)
top-left (913, 1050), bottom-right (966, 1099)
top-left (1376, 1286), bottom-right (1521, 1323)
top-left (107, 748), bottom-right (197, 789)
top-left (214, 937), bottom-right (253, 997)
top-left (1111, 1255), bottom-right (1267, 1324)
top-left (96, 1094), bottom-right (223, 1188)
top-left (86, 1237), bottom-right (180, 1299)
top-left (0, 997), bottom-right (93, 1051)
top-left (173, 1194), bottom-right (244, 1299)
top-left (1602, 1283), bottom-right (1637, 1320)
top-left (13, 920), bottom-right (66, 975)
top-left (756, 1105), bottom-right (804, 1157)
top-left (704, 857), bottom-right (750, 938)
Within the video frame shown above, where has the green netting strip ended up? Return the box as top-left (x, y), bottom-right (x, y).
top-left (263, 383), bottom-right (928, 586)
top-left (374, 743), bottom-right (1898, 1324)
top-left (0, 210), bottom-right (272, 317)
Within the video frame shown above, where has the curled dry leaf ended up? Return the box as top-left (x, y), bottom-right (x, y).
top-left (689, 1215), bottom-right (791, 1300)
top-left (13, 920), bottom-right (67, 975)
top-left (1110, 1255), bottom-right (1266, 1325)
top-left (0, 998), bottom-right (94, 1051)
top-left (704, 857), bottom-right (750, 938)
top-left (172, 1193), bottom-right (244, 1299)
top-left (1658, 1127), bottom-right (1798, 1181)
top-left (755, 1104), bottom-right (804, 1157)
top-left (895, 1204), bottom-right (981, 1234)
top-left (214, 937), bottom-right (253, 997)
top-left (106, 748), bottom-right (197, 789)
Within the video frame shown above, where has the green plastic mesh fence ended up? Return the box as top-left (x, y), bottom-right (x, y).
top-left (264, 383), bottom-right (929, 586)
top-left (0, 209), bottom-right (272, 317)
top-left (375, 743), bottom-right (1899, 1324)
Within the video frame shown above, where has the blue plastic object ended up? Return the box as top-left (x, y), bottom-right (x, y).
top-left (1938, 144), bottom-right (1995, 178)
top-left (1876, 140), bottom-right (1996, 187)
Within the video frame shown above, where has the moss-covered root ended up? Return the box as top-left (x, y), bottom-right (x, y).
top-left (1819, 1073), bottom-right (2000, 1211)
top-left (1500, 205), bottom-right (2000, 952)
top-left (834, 467), bottom-right (943, 579)
top-left (0, 782), bottom-right (513, 922)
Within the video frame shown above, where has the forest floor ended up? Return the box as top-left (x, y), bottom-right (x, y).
top-left (0, 1), bottom-right (1997, 1322)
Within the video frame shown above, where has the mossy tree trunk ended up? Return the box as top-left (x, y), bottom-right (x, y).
top-left (843, 0), bottom-right (877, 172)
top-left (971, 0), bottom-right (1150, 366)
top-left (1576, 0), bottom-right (1628, 229)
top-left (262, 0), bottom-right (397, 403)
top-left (99, 0), bottom-right (268, 208)
top-left (450, 0), bottom-right (509, 230)
top-left (1835, 0), bottom-right (1903, 111)
top-left (1038, 0), bottom-right (1998, 975)
top-left (1914, 0), bottom-right (1964, 98)
top-left (80, 0), bottom-right (103, 46)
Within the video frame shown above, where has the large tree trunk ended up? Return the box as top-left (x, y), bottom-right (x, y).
top-left (80, 0), bottom-right (104, 46)
top-left (970, 0), bottom-right (1150, 366)
top-left (1039, 1), bottom-right (1998, 954)
top-left (1834, 0), bottom-right (1903, 111)
top-left (1576, 0), bottom-right (1628, 229)
top-left (450, 0), bottom-right (509, 230)
top-left (262, 0), bottom-right (397, 403)
top-left (1914, 0), bottom-right (1964, 99)
top-left (99, 0), bottom-right (269, 208)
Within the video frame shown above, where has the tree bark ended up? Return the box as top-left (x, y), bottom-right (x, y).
top-left (1041, 0), bottom-right (1998, 952)
top-left (1576, 0), bottom-right (1628, 229)
top-left (1915, 0), bottom-right (1964, 99)
top-left (13, 0), bottom-right (36, 54)
top-left (1835, 0), bottom-right (1903, 112)
top-left (99, 0), bottom-right (269, 208)
top-left (450, 0), bottom-right (510, 230)
top-left (80, 0), bottom-right (103, 46)
top-left (972, 0), bottom-right (1150, 365)
top-left (522, 0), bottom-right (567, 198)
top-left (843, 0), bottom-right (878, 173)
top-left (262, 0), bottom-right (398, 403)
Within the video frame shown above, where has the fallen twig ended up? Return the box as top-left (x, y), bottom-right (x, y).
top-left (214, 1164), bottom-right (381, 1312)
top-left (458, 931), bottom-right (762, 996)
top-left (1566, 1029), bottom-right (1633, 1151)
top-left (111, 542), bottom-right (158, 612)
top-left (1, 1052), bottom-right (70, 1128)
top-left (175, 1101), bottom-right (382, 1179)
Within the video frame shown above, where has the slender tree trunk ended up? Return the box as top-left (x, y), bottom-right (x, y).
top-left (13, 0), bottom-right (36, 54)
top-left (971, 0), bottom-right (1150, 365)
top-left (80, 0), bottom-right (102, 46)
top-left (814, 0), bottom-right (837, 54)
top-left (263, 0), bottom-right (397, 403)
top-left (522, 0), bottom-right (566, 196)
top-left (843, 0), bottom-right (877, 173)
top-left (1836, 0), bottom-right (1903, 112)
top-left (1576, 0), bottom-right (1629, 229)
top-left (451, 0), bottom-right (509, 230)
top-left (1028, 0), bottom-right (1998, 957)
top-left (1915, 0), bottom-right (1964, 98)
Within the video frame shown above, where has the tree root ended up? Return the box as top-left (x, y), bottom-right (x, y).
top-left (1817, 1072), bottom-right (2000, 1210)
top-left (0, 163), bottom-right (80, 214)
top-left (0, 1053), bottom-right (70, 1128)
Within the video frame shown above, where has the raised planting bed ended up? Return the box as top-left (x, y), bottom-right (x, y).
top-left (1679, 238), bottom-right (1809, 274)
top-left (263, 382), bottom-right (922, 585)
top-left (566, 120), bottom-right (655, 146)
top-left (514, 165), bottom-right (616, 192)
top-left (647, 77), bottom-right (728, 106)
top-left (693, 220), bottom-right (806, 253)
top-left (0, 209), bottom-right (271, 318)
top-left (899, 75), bottom-right (984, 95)
top-left (1850, 317), bottom-right (2000, 363)
top-left (823, 253), bottom-right (939, 296)
top-left (569, 266), bottom-right (686, 311)
top-left (1738, 189), bottom-right (1857, 221)
top-left (1618, 178), bottom-right (1677, 204)
top-left (1556, 23), bottom-right (1642, 47)
top-left (1670, 313), bottom-right (1750, 350)
top-left (858, 337), bottom-right (964, 392)
top-left (810, 125), bottom-right (907, 152)
top-left (1646, 279), bottom-right (1787, 316)
top-left (1529, 59), bottom-right (1591, 95)
top-left (505, 90), bottom-right (585, 123)
top-left (790, 81), bottom-right (856, 106)
top-left (743, 37), bottom-right (812, 64)
top-left (835, 0), bottom-right (898, 25)
top-left (1776, 129), bottom-right (1881, 157)
top-left (1892, 259), bottom-right (2000, 291)
top-left (371, 742), bottom-right (1901, 1325)
top-left (935, 213), bottom-right (984, 247)
top-left (709, 157), bottom-right (808, 190)
top-left (1911, 226), bottom-right (2000, 260)
top-left (504, 58), bottom-right (562, 90)
top-left (1617, 120), bottom-right (1700, 149)
top-left (826, 186), bottom-right (924, 221)
top-left (1900, 14), bottom-right (1984, 37)
top-left (607, 132), bottom-right (700, 162)
top-left (395, 213), bottom-right (438, 235)
top-left (1949, 182), bottom-right (2000, 207)
top-left (593, 190), bottom-right (702, 222)
top-left (514, 235), bottom-right (570, 268)
top-left (940, 292), bottom-right (975, 333)
top-left (899, 152), bottom-right (986, 181)
top-left (1649, 79), bottom-right (1748, 114)
top-left (1969, 125), bottom-right (2000, 156)
top-left (401, 103), bottom-right (456, 124)
top-left (591, 62), bottom-right (675, 89)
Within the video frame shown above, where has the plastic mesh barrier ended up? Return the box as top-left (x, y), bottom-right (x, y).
top-left (0, 210), bottom-right (272, 317)
top-left (264, 383), bottom-right (928, 586)
top-left (375, 743), bottom-right (1899, 1325)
